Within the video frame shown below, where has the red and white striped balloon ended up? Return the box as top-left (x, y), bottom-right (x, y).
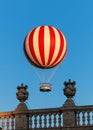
top-left (24, 26), bottom-right (67, 69)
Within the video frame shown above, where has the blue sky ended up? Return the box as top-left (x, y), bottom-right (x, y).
top-left (0, 0), bottom-right (93, 111)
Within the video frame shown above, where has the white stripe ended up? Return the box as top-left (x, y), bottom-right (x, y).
top-left (49, 27), bottom-right (60, 65)
top-left (52, 33), bottom-right (67, 66)
top-left (25, 32), bottom-right (38, 65)
top-left (33, 27), bottom-right (43, 66)
top-left (44, 26), bottom-right (50, 65)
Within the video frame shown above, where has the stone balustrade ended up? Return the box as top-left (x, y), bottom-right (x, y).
top-left (0, 105), bottom-right (93, 129)
top-left (76, 105), bottom-right (93, 126)
top-left (27, 106), bottom-right (93, 129)
top-left (28, 108), bottom-right (63, 129)
top-left (0, 111), bottom-right (15, 130)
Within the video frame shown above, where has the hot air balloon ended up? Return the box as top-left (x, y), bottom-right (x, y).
top-left (24, 25), bottom-right (67, 92)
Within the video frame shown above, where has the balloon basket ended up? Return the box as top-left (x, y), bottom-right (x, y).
top-left (40, 83), bottom-right (52, 92)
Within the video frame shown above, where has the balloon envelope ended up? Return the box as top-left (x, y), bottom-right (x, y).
top-left (24, 25), bottom-right (67, 69)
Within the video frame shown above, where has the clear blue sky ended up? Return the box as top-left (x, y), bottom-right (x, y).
top-left (0, 0), bottom-right (93, 111)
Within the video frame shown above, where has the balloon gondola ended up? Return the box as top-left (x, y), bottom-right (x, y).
top-left (24, 25), bottom-right (67, 92)
top-left (40, 83), bottom-right (52, 92)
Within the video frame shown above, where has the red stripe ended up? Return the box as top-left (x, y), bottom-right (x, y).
top-left (47, 26), bottom-right (55, 65)
top-left (50, 29), bottom-right (64, 67)
top-left (24, 37), bottom-right (37, 67)
top-left (38, 26), bottom-right (45, 65)
top-left (52, 43), bottom-right (67, 67)
top-left (28, 28), bottom-right (41, 67)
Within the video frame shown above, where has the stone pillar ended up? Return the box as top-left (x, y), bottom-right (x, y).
top-left (14, 84), bottom-right (29, 130)
top-left (63, 79), bottom-right (76, 127)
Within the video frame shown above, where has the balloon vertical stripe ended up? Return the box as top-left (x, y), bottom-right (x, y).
top-left (33, 27), bottom-right (43, 66)
top-left (44, 26), bottom-right (50, 66)
top-left (50, 29), bottom-right (64, 66)
top-left (24, 29), bottom-right (40, 67)
top-left (29, 28), bottom-right (41, 66)
top-left (38, 26), bottom-right (45, 65)
top-left (53, 33), bottom-right (67, 67)
top-left (48, 27), bottom-right (60, 66)
top-left (47, 26), bottom-right (55, 66)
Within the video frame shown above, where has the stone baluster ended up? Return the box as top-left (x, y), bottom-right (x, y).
top-left (77, 111), bottom-right (80, 126)
top-left (87, 111), bottom-right (90, 126)
top-left (92, 111), bottom-right (93, 125)
top-left (2, 117), bottom-right (4, 130)
top-left (44, 114), bottom-right (47, 128)
top-left (38, 114), bottom-right (40, 128)
top-left (6, 117), bottom-right (9, 130)
top-left (36, 115), bottom-right (38, 128)
top-left (51, 114), bottom-right (53, 127)
top-left (58, 112), bottom-right (61, 127)
top-left (32, 115), bottom-right (35, 128)
top-left (82, 111), bottom-right (85, 126)
top-left (32, 115), bottom-right (34, 128)
top-left (29, 115), bottom-right (32, 128)
top-left (11, 116), bottom-right (15, 130)
top-left (49, 113), bottom-right (52, 128)
top-left (39, 114), bottom-right (42, 128)
top-left (54, 113), bottom-right (56, 127)
top-left (34, 114), bottom-right (37, 128)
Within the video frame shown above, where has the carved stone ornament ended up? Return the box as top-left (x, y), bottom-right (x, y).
top-left (63, 79), bottom-right (76, 98)
top-left (16, 83), bottom-right (29, 103)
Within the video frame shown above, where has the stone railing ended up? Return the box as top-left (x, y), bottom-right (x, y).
top-left (0, 105), bottom-right (93, 130)
top-left (28, 107), bottom-right (63, 129)
top-left (28, 105), bottom-right (93, 129)
top-left (0, 111), bottom-right (15, 130)
top-left (76, 105), bottom-right (93, 126)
